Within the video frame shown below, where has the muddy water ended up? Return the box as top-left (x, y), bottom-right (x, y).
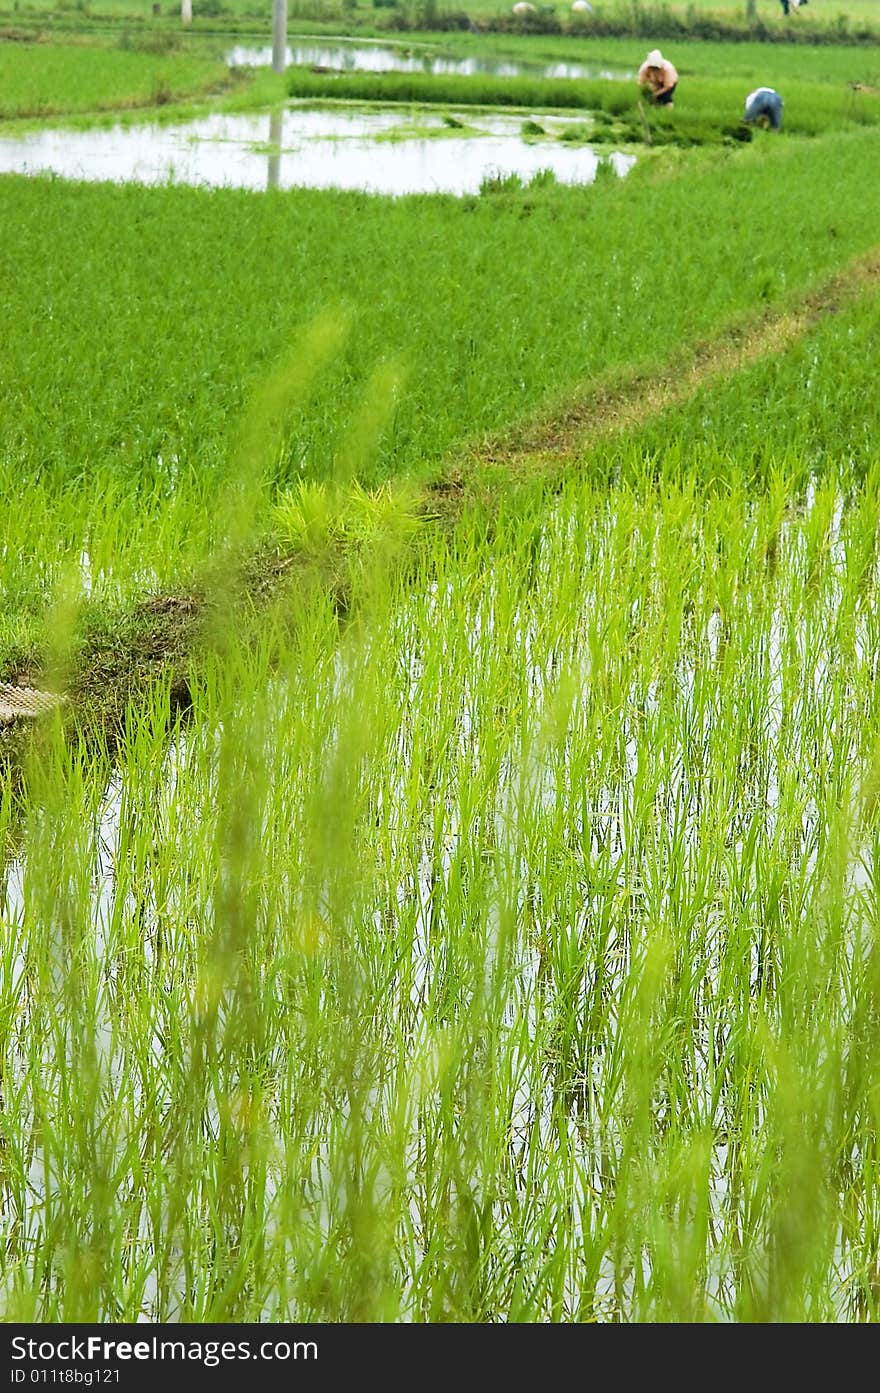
top-left (226, 39), bottom-right (633, 82)
top-left (0, 107), bottom-right (634, 196)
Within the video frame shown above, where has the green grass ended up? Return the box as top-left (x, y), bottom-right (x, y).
top-left (0, 35), bottom-right (240, 117)
top-left (3, 14), bottom-right (880, 1323)
top-left (0, 138), bottom-right (873, 437)
top-left (0, 125), bottom-right (879, 658)
top-left (5, 438), bottom-right (880, 1318)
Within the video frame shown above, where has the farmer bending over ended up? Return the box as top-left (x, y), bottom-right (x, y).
top-left (743, 87), bottom-right (783, 130)
top-left (637, 49), bottom-right (678, 107)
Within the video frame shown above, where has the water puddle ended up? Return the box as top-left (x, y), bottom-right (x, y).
top-left (226, 38), bottom-right (633, 83)
top-left (0, 106), bottom-right (634, 196)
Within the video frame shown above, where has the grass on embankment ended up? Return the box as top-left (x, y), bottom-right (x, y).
top-left (5, 0), bottom-right (880, 43)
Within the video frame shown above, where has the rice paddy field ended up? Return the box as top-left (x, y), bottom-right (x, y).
top-left (3, 13), bottom-right (880, 1326)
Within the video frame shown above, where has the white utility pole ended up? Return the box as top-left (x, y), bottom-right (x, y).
top-left (267, 109), bottom-right (283, 190)
top-left (181, 0), bottom-right (192, 23)
top-left (272, 0), bottom-right (287, 74)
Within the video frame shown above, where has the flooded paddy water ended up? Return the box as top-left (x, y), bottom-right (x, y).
top-left (0, 32), bottom-right (636, 195)
top-left (0, 105), bottom-right (634, 195)
top-left (225, 38), bottom-right (634, 83)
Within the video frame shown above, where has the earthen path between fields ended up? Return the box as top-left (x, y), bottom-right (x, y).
top-left (435, 245), bottom-right (880, 493)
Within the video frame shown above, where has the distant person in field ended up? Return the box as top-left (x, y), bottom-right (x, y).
top-left (637, 49), bottom-right (678, 107)
top-left (743, 87), bottom-right (784, 130)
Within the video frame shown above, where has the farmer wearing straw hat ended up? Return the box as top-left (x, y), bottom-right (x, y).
top-left (637, 48), bottom-right (678, 106)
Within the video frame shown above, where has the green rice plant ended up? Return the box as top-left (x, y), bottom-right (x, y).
top-left (2, 118), bottom-right (880, 674)
top-left (0, 125), bottom-right (876, 497)
top-left (0, 37), bottom-right (235, 120)
top-left (586, 294), bottom-right (880, 488)
top-left (5, 446), bottom-right (880, 1319)
top-left (283, 66), bottom-right (880, 138)
top-left (478, 166), bottom-right (525, 191)
top-left (273, 478), bottom-right (425, 552)
top-left (3, 4), bottom-right (880, 1328)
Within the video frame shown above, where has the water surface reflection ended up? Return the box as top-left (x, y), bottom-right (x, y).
top-left (227, 39), bottom-right (633, 82)
top-left (0, 106), bottom-right (634, 196)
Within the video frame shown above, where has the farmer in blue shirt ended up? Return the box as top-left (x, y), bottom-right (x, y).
top-left (743, 87), bottom-right (783, 130)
